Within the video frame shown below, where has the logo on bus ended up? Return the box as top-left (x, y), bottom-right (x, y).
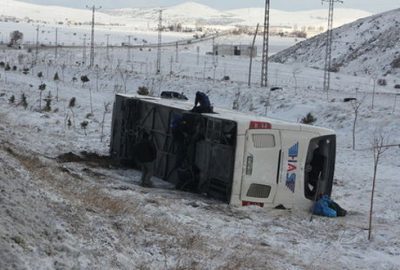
top-left (286, 142), bottom-right (299, 193)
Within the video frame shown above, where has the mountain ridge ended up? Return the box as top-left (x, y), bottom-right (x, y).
top-left (270, 8), bottom-right (400, 77)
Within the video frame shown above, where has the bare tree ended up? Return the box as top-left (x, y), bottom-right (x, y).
top-left (232, 89), bottom-right (241, 111)
top-left (292, 65), bottom-right (301, 94)
top-left (368, 134), bottom-right (400, 240)
top-left (118, 68), bottom-right (129, 93)
top-left (351, 98), bottom-right (363, 150)
top-left (100, 102), bottom-right (111, 142)
top-left (53, 72), bottom-right (60, 101)
top-left (371, 74), bottom-right (378, 109)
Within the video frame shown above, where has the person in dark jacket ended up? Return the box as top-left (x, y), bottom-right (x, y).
top-left (132, 131), bottom-right (156, 187)
top-left (191, 91), bottom-right (213, 113)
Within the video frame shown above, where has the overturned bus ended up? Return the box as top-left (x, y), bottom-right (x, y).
top-left (110, 94), bottom-right (336, 210)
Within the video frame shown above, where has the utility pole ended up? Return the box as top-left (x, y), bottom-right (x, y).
top-left (156, 9), bottom-right (163, 74)
top-left (83, 34), bottom-right (87, 64)
top-left (212, 37), bottom-right (216, 66)
top-left (322, 0), bottom-right (343, 97)
top-left (86, 5), bottom-right (102, 68)
top-left (55, 27), bottom-right (58, 60)
top-left (105, 34), bottom-right (110, 61)
top-left (196, 46), bottom-right (200, 66)
top-left (175, 42), bottom-right (179, 63)
top-left (248, 23), bottom-right (260, 87)
top-left (127, 35), bottom-right (132, 62)
top-left (35, 25), bottom-right (40, 64)
top-left (261, 0), bottom-right (270, 87)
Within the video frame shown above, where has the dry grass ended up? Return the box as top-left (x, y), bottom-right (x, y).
top-left (80, 188), bottom-right (136, 216)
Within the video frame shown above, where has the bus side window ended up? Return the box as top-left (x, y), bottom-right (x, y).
top-left (252, 134), bottom-right (275, 148)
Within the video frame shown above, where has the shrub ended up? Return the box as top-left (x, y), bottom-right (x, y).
top-left (38, 83), bottom-right (46, 91)
top-left (390, 58), bottom-right (400, 69)
top-left (80, 120), bottom-right (89, 135)
top-left (68, 97), bottom-right (76, 108)
top-left (137, 86), bottom-right (149, 96)
top-left (377, 79), bottom-right (387, 86)
top-left (20, 93), bottom-right (28, 109)
top-left (301, 113), bottom-right (317, 125)
top-left (53, 72), bottom-right (60, 81)
top-left (80, 75), bottom-right (90, 84)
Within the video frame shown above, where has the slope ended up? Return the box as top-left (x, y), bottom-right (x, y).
top-left (270, 8), bottom-right (400, 77)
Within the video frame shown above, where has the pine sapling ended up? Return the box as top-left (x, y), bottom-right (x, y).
top-left (54, 72), bottom-right (60, 101)
top-left (38, 83), bottom-right (46, 111)
top-left (9, 95), bottom-right (15, 104)
top-left (80, 120), bottom-right (89, 136)
top-left (301, 113), bottom-right (317, 125)
top-left (80, 75), bottom-right (89, 88)
top-left (66, 97), bottom-right (76, 128)
top-left (20, 93), bottom-right (28, 109)
top-left (43, 91), bottom-right (52, 112)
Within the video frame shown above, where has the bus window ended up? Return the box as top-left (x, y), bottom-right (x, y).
top-left (252, 134), bottom-right (275, 148)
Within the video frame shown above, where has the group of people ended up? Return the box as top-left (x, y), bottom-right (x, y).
top-left (133, 91), bottom-right (212, 187)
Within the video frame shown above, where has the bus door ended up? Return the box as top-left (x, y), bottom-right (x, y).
top-left (241, 129), bottom-right (282, 205)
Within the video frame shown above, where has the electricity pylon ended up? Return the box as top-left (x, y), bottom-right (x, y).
top-left (86, 5), bottom-right (102, 68)
top-left (322, 0), bottom-right (343, 96)
top-left (261, 0), bottom-right (270, 87)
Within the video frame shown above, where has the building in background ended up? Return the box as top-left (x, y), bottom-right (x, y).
top-left (213, 44), bottom-right (257, 57)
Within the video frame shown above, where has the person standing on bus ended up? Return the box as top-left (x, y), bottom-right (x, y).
top-left (191, 91), bottom-right (213, 113)
top-left (132, 131), bottom-right (157, 187)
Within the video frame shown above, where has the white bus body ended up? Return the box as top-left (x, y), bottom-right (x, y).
top-left (110, 94), bottom-right (336, 210)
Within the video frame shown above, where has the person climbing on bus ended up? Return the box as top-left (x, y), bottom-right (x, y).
top-left (132, 131), bottom-right (157, 187)
top-left (191, 91), bottom-right (213, 113)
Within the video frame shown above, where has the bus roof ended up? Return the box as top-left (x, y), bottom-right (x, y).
top-left (117, 94), bottom-right (334, 136)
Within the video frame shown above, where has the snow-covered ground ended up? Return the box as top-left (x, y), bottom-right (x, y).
top-left (0, 32), bottom-right (400, 269)
top-left (0, 17), bottom-right (400, 270)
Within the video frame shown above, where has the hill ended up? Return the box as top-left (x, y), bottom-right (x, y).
top-left (270, 8), bottom-right (400, 77)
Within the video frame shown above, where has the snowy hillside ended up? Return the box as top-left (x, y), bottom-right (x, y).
top-left (0, 29), bottom-right (399, 268)
top-left (227, 8), bottom-right (371, 28)
top-left (106, 2), bottom-right (371, 30)
top-left (0, 0), bottom-right (370, 33)
top-left (270, 8), bottom-right (400, 77)
top-left (1, 0), bottom-right (122, 25)
top-left (0, 1), bottom-right (399, 269)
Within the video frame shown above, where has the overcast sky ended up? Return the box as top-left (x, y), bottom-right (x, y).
top-left (18, 0), bottom-right (399, 13)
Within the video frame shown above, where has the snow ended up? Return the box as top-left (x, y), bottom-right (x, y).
top-left (270, 8), bottom-right (400, 78)
top-left (0, 2), bottom-right (400, 270)
top-left (227, 8), bottom-right (372, 28)
top-left (1, 0), bottom-right (372, 32)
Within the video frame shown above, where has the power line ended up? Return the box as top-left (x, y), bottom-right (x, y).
top-left (261, 0), bottom-right (270, 87)
top-left (86, 5), bottom-right (102, 68)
